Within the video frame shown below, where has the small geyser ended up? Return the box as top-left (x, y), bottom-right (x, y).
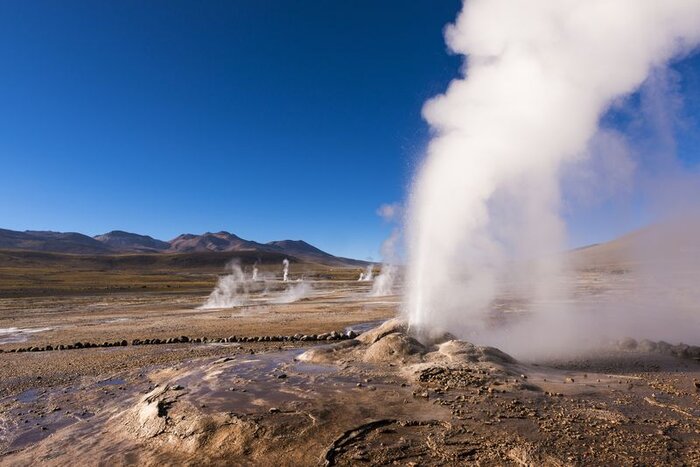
top-left (200, 261), bottom-right (249, 309)
top-left (358, 264), bottom-right (374, 282)
top-left (371, 264), bottom-right (397, 297)
top-left (273, 281), bottom-right (312, 304)
top-left (371, 228), bottom-right (400, 297)
top-left (363, 264), bottom-right (374, 281)
top-left (252, 263), bottom-right (259, 281)
top-left (282, 258), bottom-right (289, 282)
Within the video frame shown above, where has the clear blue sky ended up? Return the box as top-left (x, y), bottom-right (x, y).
top-left (0, 1), bottom-right (698, 259)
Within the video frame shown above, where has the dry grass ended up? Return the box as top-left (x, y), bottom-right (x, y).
top-left (0, 249), bottom-right (367, 297)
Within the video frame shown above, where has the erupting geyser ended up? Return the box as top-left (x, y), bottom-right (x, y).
top-left (405, 0), bottom-right (700, 350)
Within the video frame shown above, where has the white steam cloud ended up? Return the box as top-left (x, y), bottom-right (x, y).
top-left (200, 261), bottom-right (250, 309)
top-left (371, 229), bottom-right (401, 297)
top-left (274, 281), bottom-right (313, 304)
top-left (358, 264), bottom-right (374, 282)
top-left (282, 258), bottom-right (289, 282)
top-left (406, 0), bottom-right (700, 353)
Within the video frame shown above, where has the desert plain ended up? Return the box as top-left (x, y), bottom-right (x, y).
top-left (0, 240), bottom-right (699, 466)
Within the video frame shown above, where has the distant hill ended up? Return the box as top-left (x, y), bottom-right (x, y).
top-left (0, 228), bottom-right (366, 267)
top-left (94, 230), bottom-right (170, 252)
top-left (266, 240), bottom-right (366, 267)
top-left (0, 229), bottom-right (111, 254)
top-left (168, 231), bottom-right (269, 253)
top-left (569, 219), bottom-right (700, 269)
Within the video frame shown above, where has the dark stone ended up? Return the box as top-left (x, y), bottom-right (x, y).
top-left (180, 336), bottom-right (190, 343)
top-left (132, 339), bottom-right (141, 345)
top-left (120, 340), bottom-right (127, 347)
top-left (74, 342), bottom-right (83, 349)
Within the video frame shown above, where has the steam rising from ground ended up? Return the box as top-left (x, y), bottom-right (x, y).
top-left (200, 261), bottom-right (249, 309)
top-left (273, 281), bottom-right (313, 304)
top-left (371, 229), bottom-right (401, 297)
top-left (200, 260), bottom-right (311, 309)
top-left (358, 264), bottom-right (374, 282)
top-left (406, 0), bottom-right (700, 356)
top-left (282, 258), bottom-right (289, 282)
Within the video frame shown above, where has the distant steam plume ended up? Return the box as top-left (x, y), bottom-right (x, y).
top-left (200, 261), bottom-right (249, 309)
top-left (371, 229), bottom-right (400, 297)
top-left (282, 258), bottom-right (289, 282)
top-left (358, 264), bottom-right (374, 282)
top-left (406, 0), bottom-right (700, 354)
top-left (274, 281), bottom-right (313, 304)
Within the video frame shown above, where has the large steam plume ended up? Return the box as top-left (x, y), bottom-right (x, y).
top-left (406, 0), bottom-right (700, 353)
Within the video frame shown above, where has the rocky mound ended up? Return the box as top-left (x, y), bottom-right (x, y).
top-left (298, 319), bottom-right (518, 376)
top-left (123, 383), bottom-right (258, 457)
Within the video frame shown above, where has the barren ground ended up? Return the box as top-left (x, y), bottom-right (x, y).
top-left (1, 269), bottom-right (699, 466)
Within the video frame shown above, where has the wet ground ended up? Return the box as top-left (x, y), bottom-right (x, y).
top-left (1, 319), bottom-right (699, 466)
top-left (2, 276), bottom-right (700, 465)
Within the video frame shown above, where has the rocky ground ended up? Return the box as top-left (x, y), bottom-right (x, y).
top-left (2, 272), bottom-right (700, 466)
top-left (2, 316), bottom-right (699, 466)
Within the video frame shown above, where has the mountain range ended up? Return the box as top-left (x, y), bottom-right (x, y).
top-left (0, 228), bottom-right (365, 267)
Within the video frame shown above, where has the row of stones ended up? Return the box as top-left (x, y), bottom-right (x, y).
top-left (617, 338), bottom-right (700, 359)
top-left (0, 330), bottom-right (359, 354)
